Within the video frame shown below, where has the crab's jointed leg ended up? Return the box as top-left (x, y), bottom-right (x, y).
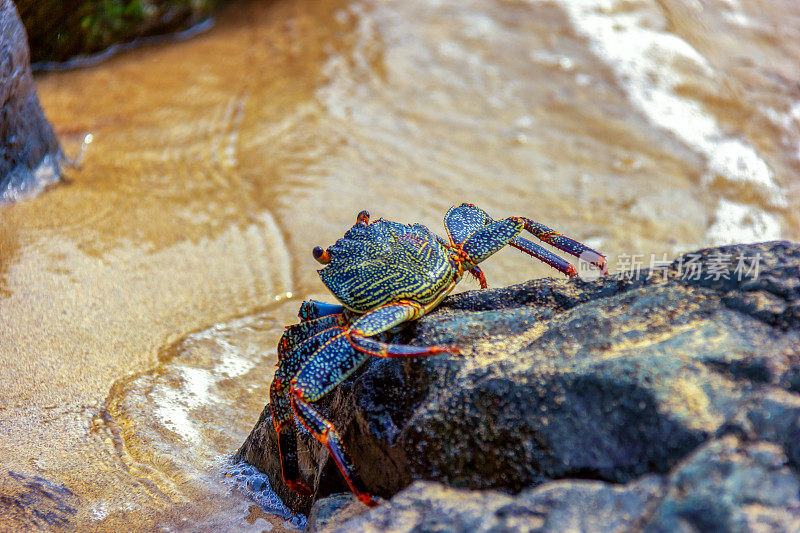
top-left (298, 299), bottom-right (345, 321)
top-left (468, 265), bottom-right (488, 288)
top-left (288, 333), bottom-right (375, 505)
top-left (285, 300), bottom-right (460, 506)
top-left (509, 236), bottom-right (582, 278)
top-left (444, 203), bottom-right (607, 277)
top-left (272, 326), bottom-right (340, 495)
top-left (518, 217), bottom-right (607, 272)
top-left (459, 216), bottom-right (526, 265)
top-left (347, 301), bottom-right (460, 357)
top-left (278, 314), bottom-right (342, 360)
top-left (436, 232), bottom-right (488, 287)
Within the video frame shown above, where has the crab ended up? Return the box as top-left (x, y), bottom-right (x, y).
top-left (270, 203), bottom-right (606, 506)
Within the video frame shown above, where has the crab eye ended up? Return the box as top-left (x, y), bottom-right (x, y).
top-left (313, 246), bottom-right (331, 264)
top-left (356, 210), bottom-right (370, 225)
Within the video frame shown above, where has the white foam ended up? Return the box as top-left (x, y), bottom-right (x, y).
top-left (459, 12), bottom-right (500, 39)
top-left (526, 0), bottom-right (785, 231)
top-left (216, 341), bottom-right (258, 378)
top-left (718, 0), bottom-right (761, 28)
top-left (153, 367), bottom-right (219, 444)
top-left (762, 101), bottom-right (800, 162)
top-left (530, 49), bottom-right (575, 71)
top-left (1, 154), bottom-right (61, 204)
top-left (704, 139), bottom-right (782, 198)
top-left (707, 199), bottom-right (782, 245)
top-left (192, 319), bottom-right (262, 378)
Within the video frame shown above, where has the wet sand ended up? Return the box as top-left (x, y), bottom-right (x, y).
top-left (1, 0), bottom-right (798, 529)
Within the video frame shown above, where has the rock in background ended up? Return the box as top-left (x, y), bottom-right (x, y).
top-left (238, 241), bottom-right (800, 530)
top-left (16, 0), bottom-right (219, 65)
top-left (1, 0), bottom-right (61, 203)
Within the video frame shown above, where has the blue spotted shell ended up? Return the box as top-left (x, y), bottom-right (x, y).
top-left (318, 219), bottom-right (457, 313)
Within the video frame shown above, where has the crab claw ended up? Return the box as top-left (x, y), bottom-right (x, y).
top-left (356, 210), bottom-right (370, 225)
top-left (313, 246), bottom-right (331, 264)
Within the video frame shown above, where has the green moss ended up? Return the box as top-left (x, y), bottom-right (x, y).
top-left (17, 0), bottom-right (221, 64)
top-left (79, 1), bottom-right (145, 50)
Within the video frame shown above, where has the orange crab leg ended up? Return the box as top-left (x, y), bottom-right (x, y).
top-left (291, 391), bottom-right (377, 507)
top-left (347, 334), bottom-right (459, 358)
top-left (288, 333), bottom-right (378, 506)
top-left (272, 327), bottom-right (340, 493)
top-left (271, 380), bottom-right (312, 497)
top-left (468, 266), bottom-right (488, 288)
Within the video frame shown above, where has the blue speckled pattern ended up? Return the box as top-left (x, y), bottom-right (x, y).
top-left (278, 315), bottom-right (341, 361)
top-left (291, 333), bottom-right (370, 400)
top-left (522, 218), bottom-right (605, 268)
top-left (510, 235), bottom-right (576, 275)
top-left (461, 217), bottom-right (525, 265)
top-left (349, 302), bottom-right (419, 336)
top-left (319, 220), bottom-right (454, 312)
top-left (350, 334), bottom-right (455, 357)
top-left (276, 327), bottom-right (340, 383)
top-left (444, 203), bottom-right (492, 244)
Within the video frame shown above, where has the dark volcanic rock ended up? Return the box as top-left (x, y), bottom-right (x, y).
top-left (317, 436), bottom-right (800, 532)
top-left (319, 478), bottom-right (661, 533)
top-left (647, 435), bottom-right (800, 532)
top-left (305, 493), bottom-right (369, 533)
top-left (237, 241), bottom-right (800, 520)
top-left (1, 0), bottom-right (61, 203)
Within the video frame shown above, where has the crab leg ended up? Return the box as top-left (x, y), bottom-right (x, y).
top-left (444, 202), bottom-right (493, 245)
top-left (272, 327), bottom-right (340, 495)
top-left (346, 301), bottom-right (460, 357)
top-left (519, 218), bottom-right (607, 271)
top-left (468, 266), bottom-right (488, 288)
top-left (279, 314), bottom-right (342, 360)
top-left (509, 236), bottom-right (579, 277)
top-left (288, 333), bottom-right (377, 506)
top-left (349, 335), bottom-right (457, 358)
top-left (292, 394), bottom-right (374, 506)
top-left (286, 301), bottom-right (461, 505)
top-left (444, 203), bottom-right (607, 277)
top-left (460, 217), bottom-right (526, 264)
top-left (348, 301), bottom-right (422, 336)
top-left (298, 299), bottom-right (345, 321)
top-left (437, 233), bottom-right (487, 287)
top-left (270, 381), bottom-right (311, 496)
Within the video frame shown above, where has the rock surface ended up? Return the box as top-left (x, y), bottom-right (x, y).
top-left (1, 0), bottom-right (61, 203)
top-left (312, 435), bottom-right (800, 532)
top-left (237, 241), bottom-right (800, 527)
top-left (305, 493), bottom-right (369, 533)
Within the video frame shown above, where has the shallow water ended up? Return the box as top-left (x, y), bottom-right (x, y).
top-left (1, 0), bottom-right (798, 529)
